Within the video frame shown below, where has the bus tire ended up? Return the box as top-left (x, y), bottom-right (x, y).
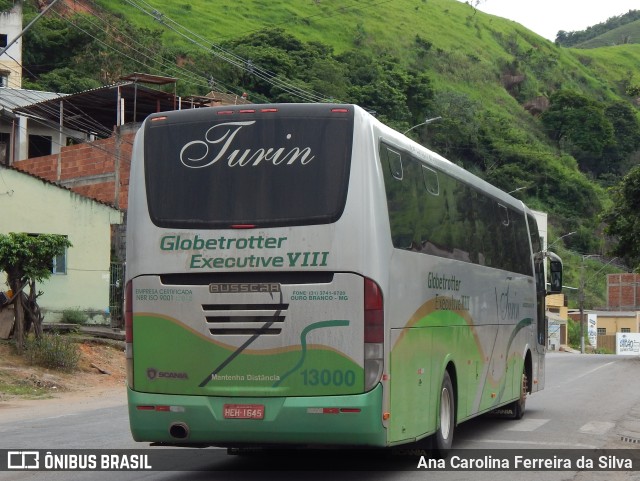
top-left (511, 370), bottom-right (527, 420)
top-left (434, 370), bottom-right (455, 457)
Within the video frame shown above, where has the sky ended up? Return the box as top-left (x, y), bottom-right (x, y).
top-left (458, 0), bottom-right (639, 41)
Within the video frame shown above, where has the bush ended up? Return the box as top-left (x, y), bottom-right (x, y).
top-left (61, 308), bottom-right (87, 325)
top-left (23, 334), bottom-right (80, 371)
top-left (567, 319), bottom-right (582, 349)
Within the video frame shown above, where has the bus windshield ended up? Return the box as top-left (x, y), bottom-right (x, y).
top-left (143, 105), bottom-right (354, 229)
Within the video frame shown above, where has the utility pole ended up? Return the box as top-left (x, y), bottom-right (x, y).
top-left (578, 255), bottom-right (618, 354)
top-left (579, 258), bottom-right (586, 354)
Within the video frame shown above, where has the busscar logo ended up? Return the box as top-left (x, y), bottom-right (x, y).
top-left (209, 282), bottom-right (281, 294)
top-left (8, 451), bottom-right (39, 469)
top-left (146, 368), bottom-right (188, 380)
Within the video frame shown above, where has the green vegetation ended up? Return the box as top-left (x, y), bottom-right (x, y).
top-left (567, 318), bottom-right (583, 350)
top-left (555, 10), bottom-right (640, 47)
top-left (603, 165), bottom-right (640, 269)
top-left (20, 0), bottom-right (640, 272)
top-left (0, 0), bottom-right (13, 12)
top-left (23, 334), bottom-right (80, 372)
top-left (0, 233), bottom-right (73, 350)
top-left (61, 308), bottom-right (88, 326)
top-left (0, 375), bottom-right (51, 399)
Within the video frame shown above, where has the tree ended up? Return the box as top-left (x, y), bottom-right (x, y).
top-left (0, 233), bottom-right (72, 351)
top-left (541, 90), bottom-right (614, 175)
top-left (602, 101), bottom-right (640, 174)
top-left (603, 165), bottom-right (640, 270)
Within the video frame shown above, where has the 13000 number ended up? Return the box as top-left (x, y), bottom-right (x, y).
top-left (300, 369), bottom-right (356, 387)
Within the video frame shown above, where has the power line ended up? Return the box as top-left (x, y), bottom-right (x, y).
top-left (55, 2), bottom-right (237, 96)
top-left (121, 0), bottom-right (331, 102)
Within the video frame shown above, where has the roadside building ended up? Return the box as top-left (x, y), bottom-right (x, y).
top-left (0, 165), bottom-right (122, 322)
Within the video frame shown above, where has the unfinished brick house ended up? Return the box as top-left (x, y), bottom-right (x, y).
top-left (8, 75), bottom-right (251, 210)
top-left (5, 76), bottom-right (250, 254)
top-left (608, 273), bottom-right (640, 311)
top-left (8, 76), bottom-right (179, 210)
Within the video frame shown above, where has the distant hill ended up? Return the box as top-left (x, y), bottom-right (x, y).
top-left (556, 9), bottom-right (640, 47)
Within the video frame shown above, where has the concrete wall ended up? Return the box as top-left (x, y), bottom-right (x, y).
top-left (0, 166), bottom-right (122, 321)
top-left (596, 313), bottom-right (640, 335)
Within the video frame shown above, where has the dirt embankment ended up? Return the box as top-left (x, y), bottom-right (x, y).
top-left (0, 338), bottom-right (127, 421)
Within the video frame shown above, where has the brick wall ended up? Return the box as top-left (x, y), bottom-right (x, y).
top-left (608, 273), bottom-right (640, 310)
top-left (13, 132), bottom-right (135, 210)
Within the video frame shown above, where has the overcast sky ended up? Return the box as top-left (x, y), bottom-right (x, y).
top-left (458, 0), bottom-right (639, 41)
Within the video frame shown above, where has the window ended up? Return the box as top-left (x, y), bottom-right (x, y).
top-left (144, 106), bottom-right (354, 229)
top-left (28, 135), bottom-right (52, 158)
top-left (597, 328), bottom-right (606, 335)
top-left (0, 132), bottom-right (9, 164)
top-left (24, 233), bottom-right (68, 274)
top-left (51, 250), bottom-right (67, 275)
top-left (380, 142), bottom-right (533, 275)
top-left (0, 71), bottom-right (8, 88)
top-left (621, 328), bottom-right (631, 333)
top-left (0, 34), bottom-right (7, 48)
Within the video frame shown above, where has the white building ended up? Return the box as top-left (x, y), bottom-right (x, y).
top-left (0, 2), bottom-right (22, 88)
top-left (0, 165), bottom-right (122, 321)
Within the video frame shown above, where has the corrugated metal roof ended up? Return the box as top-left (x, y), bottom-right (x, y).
top-left (12, 82), bottom-right (177, 135)
top-left (0, 88), bottom-right (63, 111)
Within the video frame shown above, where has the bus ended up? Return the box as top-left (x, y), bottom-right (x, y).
top-left (124, 103), bottom-right (563, 452)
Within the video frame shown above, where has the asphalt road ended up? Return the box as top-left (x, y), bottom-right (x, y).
top-left (1, 352), bottom-right (639, 481)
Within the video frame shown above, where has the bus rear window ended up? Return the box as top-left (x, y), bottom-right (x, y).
top-left (143, 106), bottom-right (354, 229)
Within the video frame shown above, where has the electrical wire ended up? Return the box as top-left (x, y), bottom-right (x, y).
top-left (120, 0), bottom-right (332, 102)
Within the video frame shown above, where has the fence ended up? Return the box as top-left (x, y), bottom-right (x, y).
top-left (109, 262), bottom-right (125, 329)
top-left (596, 334), bottom-right (616, 353)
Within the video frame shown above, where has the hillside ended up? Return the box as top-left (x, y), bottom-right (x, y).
top-left (20, 0), bottom-right (640, 281)
top-left (574, 19), bottom-right (640, 48)
top-left (556, 9), bottom-right (640, 47)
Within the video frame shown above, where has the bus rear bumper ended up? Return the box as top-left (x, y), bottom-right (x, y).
top-left (127, 384), bottom-right (386, 448)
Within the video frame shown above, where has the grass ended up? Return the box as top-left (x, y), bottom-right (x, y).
top-left (0, 375), bottom-right (52, 399)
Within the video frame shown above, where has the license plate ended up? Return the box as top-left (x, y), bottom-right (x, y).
top-left (223, 404), bottom-right (265, 420)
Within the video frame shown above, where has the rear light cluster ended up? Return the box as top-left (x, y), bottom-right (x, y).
top-left (213, 107), bottom-right (350, 116)
top-left (364, 278), bottom-right (384, 391)
top-left (125, 281), bottom-right (134, 387)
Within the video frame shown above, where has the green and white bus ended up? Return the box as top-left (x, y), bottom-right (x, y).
top-left (124, 103), bottom-right (562, 452)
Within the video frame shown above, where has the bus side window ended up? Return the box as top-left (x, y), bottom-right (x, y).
top-left (387, 149), bottom-right (403, 180)
top-left (421, 166), bottom-right (439, 195)
top-left (498, 204), bottom-right (509, 226)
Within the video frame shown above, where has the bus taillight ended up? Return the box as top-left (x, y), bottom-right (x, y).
top-left (364, 278), bottom-right (384, 391)
top-left (125, 281), bottom-right (134, 387)
top-left (125, 281), bottom-right (133, 343)
top-left (364, 278), bottom-right (383, 343)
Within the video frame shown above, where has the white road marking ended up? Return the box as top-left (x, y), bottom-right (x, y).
top-left (475, 439), bottom-right (598, 448)
top-left (506, 418), bottom-right (550, 431)
top-left (579, 421), bottom-right (615, 435)
top-left (565, 362), bottom-right (616, 384)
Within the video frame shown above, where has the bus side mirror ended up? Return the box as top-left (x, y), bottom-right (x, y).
top-left (547, 253), bottom-right (563, 294)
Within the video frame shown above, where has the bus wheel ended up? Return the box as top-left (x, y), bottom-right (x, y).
top-left (434, 370), bottom-right (455, 457)
top-left (511, 370), bottom-right (527, 420)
